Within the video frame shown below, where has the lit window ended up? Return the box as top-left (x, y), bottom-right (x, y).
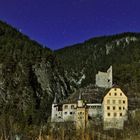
top-left (113, 106), bottom-right (115, 110)
top-left (107, 106), bottom-right (110, 110)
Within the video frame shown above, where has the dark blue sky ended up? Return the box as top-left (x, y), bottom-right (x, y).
top-left (0, 0), bottom-right (140, 50)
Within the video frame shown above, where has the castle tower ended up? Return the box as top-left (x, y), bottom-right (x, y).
top-left (95, 65), bottom-right (113, 88)
top-left (77, 92), bottom-right (84, 107)
top-left (76, 92), bottom-right (88, 129)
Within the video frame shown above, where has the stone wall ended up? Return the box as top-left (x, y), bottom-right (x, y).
top-left (95, 66), bottom-right (112, 88)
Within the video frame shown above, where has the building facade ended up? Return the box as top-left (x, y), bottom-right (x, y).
top-left (102, 87), bottom-right (128, 129)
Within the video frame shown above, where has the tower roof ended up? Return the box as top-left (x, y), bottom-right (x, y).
top-left (53, 94), bottom-right (57, 104)
top-left (78, 92), bottom-right (82, 100)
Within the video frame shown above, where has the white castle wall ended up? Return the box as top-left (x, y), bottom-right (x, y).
top-left (51, 103), bottom-right (102, 122)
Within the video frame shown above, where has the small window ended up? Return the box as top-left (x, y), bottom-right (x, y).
top-left (64, 112), bottom-right (67, 115)
top-left (108, 113), bottom-right (110, 116)
top-left (114, 88), bottom-right (117, 91)
top-left (120, 93), bottom-right (122, 96)
top-left (113, 106), bottom-right (115, 110)
top-left (107, 100), bottom-right (110, 104)
top-left (113, 100), bottom-right (116, 104)
top-left (114, 93), bottom-right (117, 96)
top-left (109, 93), bottom-right (111, 96)
top-left (64, 105), bottom-right (68, 109)
top-left (114, 113), bottom-right (117, 117)
top-left (123, 107), bottom-right (125, 110)
top-left (119, 100), bottom-right (121, 104)
top-left (71, 105), bottom-right (74, 109)
top-left (123, 100), bottom-right (125, 104)
top-left (107, 106), bottom-right (110, 110)
top-left (120, 113), bottom-right (122, 116)
top-left (79, 112), bottom-right (83, 115)
top-left (119, 107), bottom-right (121, 110)
top-left (55, 114), bottom-right (57, 116)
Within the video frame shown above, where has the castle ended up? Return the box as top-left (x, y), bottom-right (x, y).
top-left (51, 93), bottom-right (102, 129)
top-left (51, 66), bottom-right (128, 130)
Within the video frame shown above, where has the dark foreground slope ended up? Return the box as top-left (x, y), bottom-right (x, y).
top-left (0, 21), bottom-right (73, 126)
top-left (55, 33), bottom-right (140, 103)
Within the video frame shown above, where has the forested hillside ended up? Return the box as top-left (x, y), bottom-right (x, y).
top-left (0, 20), bottom-right (73, 132)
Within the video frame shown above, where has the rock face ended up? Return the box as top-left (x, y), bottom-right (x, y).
top-left (0, 20), bottom-right (73, 124)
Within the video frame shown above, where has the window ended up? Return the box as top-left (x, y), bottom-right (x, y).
top-left (109, 93), bottom-right (111, 96)
top-left (107, 100), bottom-right (110, 104)
top-left (114, 93), bottom-right (117, 96)
top-left (113, 100), bottom-right (116, 104)
top-left (113, 106), bottom-right (115, 110)
top-left (114, 113), bottom-right (117, 117)
top-left (64, 112), bottom-right (67, 115)
top-left (120, 93), bottom-right (122, 96)
top-left (114, 88), bottom-right (117, 91)
top-left (119, 107), bottom-right (121, 110)
top-left (108, 113), bottom-right (110, 116)
top-left (64, 105), bottom-right (68, 109)
top-left (70, 112), bottom-right (73, 115)
top-left (71, 105), bottom-right (74, 109)
top-left (119, 100), bottom-right (121, 104)
top-left (123, 107), bottom-right (125, 110)
top-left (78, 112), bottom-right (83, 115)
top-left (107, 106), bottom-right (110, 110)
top-left (123, 100), bottom-right (125, 104)
top-left (120, 113), bottom-right (122, 116)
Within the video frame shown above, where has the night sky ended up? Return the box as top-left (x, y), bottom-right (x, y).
top-left (0, 0), bottom-right (140, 50)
